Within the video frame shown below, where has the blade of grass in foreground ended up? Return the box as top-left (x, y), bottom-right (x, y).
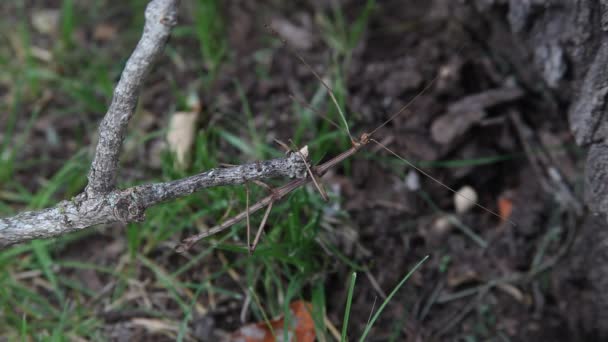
top-left (359, 255), bottom-right (429, 342)
top-left (341, 272), bottom-right (357, 342)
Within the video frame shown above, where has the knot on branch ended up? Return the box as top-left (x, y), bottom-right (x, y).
top-left (146, 0), bottom-right (178, 27)
top-left (287, 145), bottom-right (310, 179)
top-left (112, 190), bottom-right (146, 223)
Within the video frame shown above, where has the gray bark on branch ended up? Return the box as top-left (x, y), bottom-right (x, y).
top-left (0, 0), bottom-right (309, 248)
top-left (0, 155), bottom-right (307, 248)
top-left (86, 0), bottom-right (177, 196)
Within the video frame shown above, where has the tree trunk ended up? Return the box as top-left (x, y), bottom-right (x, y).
top-left (469, 0), bottom-right (608, 335)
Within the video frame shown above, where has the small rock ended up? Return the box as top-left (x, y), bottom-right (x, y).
top-left (454, 185), bottom-right (478, 214)
top-left (405, 170), bottom-right (420, 191)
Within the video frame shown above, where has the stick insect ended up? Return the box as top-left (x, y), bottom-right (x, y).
top-left (176, 26), bottom-right (515, 254)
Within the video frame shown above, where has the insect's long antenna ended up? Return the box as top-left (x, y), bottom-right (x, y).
top-left (369, 45), bottom-right (468, 138)
top-left (368, 74), bottom-right (440, 137)
top-left (288, 94), bottom-right (343, 133)
top-left (266, 25), bottom-right (355, 142)
top-left (370, 138), bottom-right (516, 226)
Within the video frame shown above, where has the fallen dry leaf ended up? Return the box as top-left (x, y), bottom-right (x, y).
top-left (431, 86), bottom-right (523, 145)
top-left (166, 95), bottom-right (200, 170)
top-left (447, 264), bottom-right (479, 287)
top-left (229, 300), bottom-right (315, 342)
top-left (498, 196), bottom-right (514, 223)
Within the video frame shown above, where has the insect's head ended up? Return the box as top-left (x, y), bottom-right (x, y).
top-left (360, 133), bottom-right (370, 145)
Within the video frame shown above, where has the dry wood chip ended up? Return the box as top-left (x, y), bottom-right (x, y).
top-left (31, 9), bottom-right (59, 35)
top-left (431, 86), bottom-right (523, 145)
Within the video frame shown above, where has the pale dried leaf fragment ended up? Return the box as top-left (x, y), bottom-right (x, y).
top-left (166, 109), bottom-right (199, 169)
top-left (454, 185), bottom-right (478, 214)
top-left (131, 318), bottom-right (180, 333)
top-left (31, 9), bottom-right (60, 35)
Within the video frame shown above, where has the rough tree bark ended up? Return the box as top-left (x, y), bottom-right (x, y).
top-left (0, 0), bottom-right (308, 248)
top-left (470, 0), bottom-right (608, 336)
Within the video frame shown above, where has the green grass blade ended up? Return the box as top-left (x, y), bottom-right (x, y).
top-left (60, 0), bottom-right (75, 47)
top-left (311, 282), bottom-right (327, 340)
top-left (341, 272), bottom-right (357, 342)
top-left (193, 0), bottom-right (226, 79)
top-left (177, 283), bottom-right (205, 342)
top-left (359, 256), bottom-right (429, 341)
top-left (31, 240), bottom-right (63, 302)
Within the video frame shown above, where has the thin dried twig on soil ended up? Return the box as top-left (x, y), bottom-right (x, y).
top-left (0, 0), bottom-right (308, 248)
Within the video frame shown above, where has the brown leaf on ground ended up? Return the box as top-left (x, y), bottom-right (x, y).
top-left (229, 300), bottom-right (315, 342)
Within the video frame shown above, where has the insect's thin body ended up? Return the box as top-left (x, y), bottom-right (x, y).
top-left (176, 27), bottom-right (515, 253)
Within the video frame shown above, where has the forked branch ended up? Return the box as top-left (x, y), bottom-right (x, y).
top-left (0, 0), bottom-right (309, 248)
top-left (86, 0), bottom-right (178, 196)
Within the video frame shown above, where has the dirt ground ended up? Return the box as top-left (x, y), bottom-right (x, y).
top-left (0, 0), bottom-right (594, 341)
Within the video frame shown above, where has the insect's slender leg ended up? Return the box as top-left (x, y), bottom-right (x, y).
top-left (274, 138), bottom-right (292, 154)
top-left (252, 180), bottom-right (274, 193)
top-left (251, 200), bottom-right (274, 253)
top-left (245, 183), bottom-right (251, 254)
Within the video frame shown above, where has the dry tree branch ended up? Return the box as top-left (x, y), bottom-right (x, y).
top-left (0, 0), bottom-right (308, 249)
top-left (86, 0), bottom-right (178, 196)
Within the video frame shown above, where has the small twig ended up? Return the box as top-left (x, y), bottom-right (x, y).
top-left (433, 287), bottom-right (489, 338)
top-left (365, 271), bottom-right (388, 300)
